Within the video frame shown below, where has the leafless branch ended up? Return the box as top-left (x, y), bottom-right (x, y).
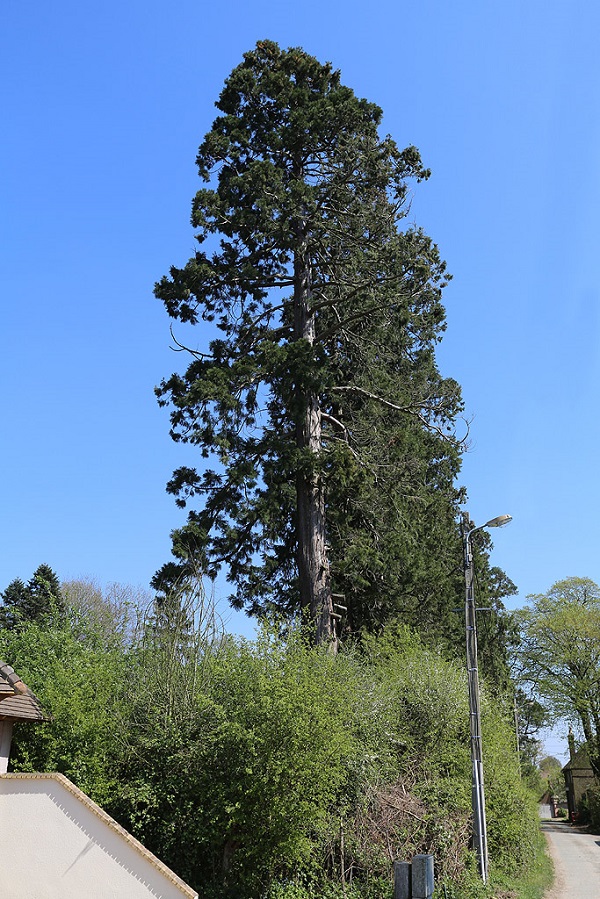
top-left (169, 325), bottom-right (212, 360)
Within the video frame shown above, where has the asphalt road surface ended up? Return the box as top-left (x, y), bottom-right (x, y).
top-left (543, 819), bottom-right (600, 898)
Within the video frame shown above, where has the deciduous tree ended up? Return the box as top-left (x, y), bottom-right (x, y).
top-left (518, 577), bottom-right (600, 780)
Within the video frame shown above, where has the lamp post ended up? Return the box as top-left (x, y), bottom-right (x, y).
top-left (461, 512), bottom-right (512, 884)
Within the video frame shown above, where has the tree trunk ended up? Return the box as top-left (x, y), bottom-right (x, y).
top-left (293, 234), bottom-right (334, 648)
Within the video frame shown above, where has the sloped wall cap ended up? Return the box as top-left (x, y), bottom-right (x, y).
top-left (0, 772), bottom-right (198, 898)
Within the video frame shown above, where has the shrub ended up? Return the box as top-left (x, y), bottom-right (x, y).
top-left (2, 613), bottom-right (545, 898)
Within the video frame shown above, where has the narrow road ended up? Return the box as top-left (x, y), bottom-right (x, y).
top-left (542, 819), bottom-right (600, 898)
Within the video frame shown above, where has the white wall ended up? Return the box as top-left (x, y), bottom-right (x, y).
top-left (0, 773), bottom-right (198, 899)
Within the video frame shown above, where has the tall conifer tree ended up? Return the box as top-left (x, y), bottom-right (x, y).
top-left (155, 41), bottom-right (466, 643)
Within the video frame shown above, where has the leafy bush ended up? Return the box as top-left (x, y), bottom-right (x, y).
top-left (2, 609), bottom-right (545, 898)
top-left (0, 614), bottom-right (126, 803)
top-left (583, 786), bottom-right (600, 828)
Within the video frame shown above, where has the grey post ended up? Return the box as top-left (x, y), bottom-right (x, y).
top-left (393, 861), bottom-right (411, 899)
top-left (460, 511), bottom-right (512, 884)
top-left (411, 854), bottom-right (434, 898)
top-left (462, 513), bottom-right (489, 883)
top-left (394, 856), bottom-right (434, 899)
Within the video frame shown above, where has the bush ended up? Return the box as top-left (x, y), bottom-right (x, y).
top-left (2, 612), bottom-right (546, 898)
top-left (0, 615), bottom-right (126, 804)
top-left (583, 786), bottom-right (600, 829)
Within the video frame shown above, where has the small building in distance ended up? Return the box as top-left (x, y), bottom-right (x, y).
top-left (562, 730), bottom-right (595, 822)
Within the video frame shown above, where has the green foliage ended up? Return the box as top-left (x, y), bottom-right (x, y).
top-left (112, 624), bottom-right (383, 892)
top-left (154, 39), bottom-right (474, 643)
top-left (472, 560), bottom-right (518, 694)
top-left (480, 697), bottom-right (539, 876)
top-left (488, 833), bottom-right (553, 899)
top-left (582, 784), bottom-right (600, 828)
top-left (517, 576), bottom-right (600, 779)
top-left (0, 564), bottom-right (64, 629)
top-left (506, 691), bottom-right (548, 792)
top-left (2, 581), bottom-right (543, 899)
top-left (109, 619), bottom-right (542, 897)
top-left (0, 612), bottom-right (125, 803)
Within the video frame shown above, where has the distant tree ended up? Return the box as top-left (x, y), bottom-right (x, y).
top-left (512, 689), bottom-right (546, 788)
top-left (61, 578), bottom-right (148, 645)
top-left (472, 560), bottom-right (518, 692)
top-left (0, 564), bottom-right (64, 629)
top-left (518, 577), bottom-right (600, 781)
top-left (155, 40), bottom-right (467, 644)
top-left (539, 755), bottom-right (566, 801)
top-left (0, 578), bottom-right (29, 629)
top-left (26, 563), bottom-right (63, 621)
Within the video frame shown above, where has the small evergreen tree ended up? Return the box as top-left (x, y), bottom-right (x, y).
top-left (0, 578), bottom-right (29, 629)
top-left (0, 564), bottom-right (64, 629)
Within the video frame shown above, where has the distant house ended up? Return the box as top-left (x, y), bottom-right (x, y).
top-left (562, 731), bottom-right (596, 821)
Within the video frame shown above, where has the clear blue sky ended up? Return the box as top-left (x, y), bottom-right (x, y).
top-left (2, 1), bottom-right (597, 754)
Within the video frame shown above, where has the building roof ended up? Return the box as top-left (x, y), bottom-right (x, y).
top-left (0, 661), bottom-right (48, 722)
top-left (0, 661), bottom-right (26, 696)
top-left (563, 744), bottom-right (593, 773)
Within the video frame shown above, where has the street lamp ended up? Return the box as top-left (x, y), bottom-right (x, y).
top-left (461, 512), bottom-right (512, 884)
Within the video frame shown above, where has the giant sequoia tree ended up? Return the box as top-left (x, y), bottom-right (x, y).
top-left (155, 41), bottom-right (466, 643)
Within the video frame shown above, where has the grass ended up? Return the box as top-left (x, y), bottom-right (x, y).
top-left (488, 835), bottom-right (554, 899)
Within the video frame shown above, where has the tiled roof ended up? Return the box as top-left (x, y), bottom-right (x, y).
top-left (0, 661), bottom-right (48, 722)
top-left (563, 744), bottom-right (593, 772)
top-left (0, 662), bottom-right (26, 696)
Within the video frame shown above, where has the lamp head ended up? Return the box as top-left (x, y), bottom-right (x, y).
top-left (483, 514), bottom-right (512, 529)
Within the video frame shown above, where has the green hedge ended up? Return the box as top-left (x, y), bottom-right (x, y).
top-left (1, 616), bottom-right (544, 898)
